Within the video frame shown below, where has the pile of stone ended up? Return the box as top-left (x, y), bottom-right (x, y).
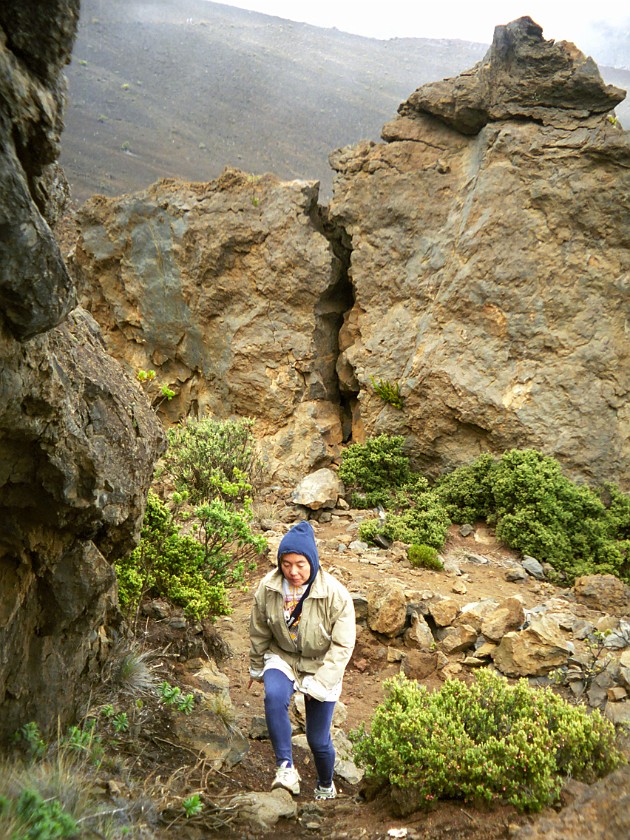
top-left (356, 570), bottom-right (629, 726)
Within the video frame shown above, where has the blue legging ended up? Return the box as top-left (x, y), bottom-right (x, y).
top-left (263, 668), bottom-right (336, 786)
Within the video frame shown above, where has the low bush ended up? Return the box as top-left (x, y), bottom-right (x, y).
top-left (437, 449), bottom-right (629, 583)
top-left (342, 436), bottom-right (628, 583)
top-left (408, 544), bottom-right (443, 570)
top-left (356, 476), bottom-right (451, 549)
top-left (350, 670), bottom-right (623, 814)
top-left (339, 434), bottom-right (411, 508)
top-left (434, 452), bottom-right (497, 523)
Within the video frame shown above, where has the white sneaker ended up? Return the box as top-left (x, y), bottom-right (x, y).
top-left (314, 781), bottom-right (337, 800)
top-left (271, 760), bottom-right (300, 795)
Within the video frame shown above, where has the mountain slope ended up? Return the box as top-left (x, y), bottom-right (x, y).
top-left (60, 0), bottom-right (629, 204)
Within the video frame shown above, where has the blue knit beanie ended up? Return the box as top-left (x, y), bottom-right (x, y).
top-left (277, 521), bottom-right (320, 583)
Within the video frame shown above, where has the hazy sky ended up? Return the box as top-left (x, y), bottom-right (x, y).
top-left (211, 1), bottom-right (629, 51)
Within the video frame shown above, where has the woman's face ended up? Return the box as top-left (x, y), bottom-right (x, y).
top-left (280, 552), bottom-right (311, 586)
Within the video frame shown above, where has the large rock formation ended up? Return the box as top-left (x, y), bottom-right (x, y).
top-left (71, 171), bottom-right (350, 480)
top-left (72, 17), bottom-right (629, 491)
top-left (402, 17), bottom-right (625, 134)
top-left (330, 17), bottom-right (629, 487)
top-left (0, 1), bottom-right (164, 743)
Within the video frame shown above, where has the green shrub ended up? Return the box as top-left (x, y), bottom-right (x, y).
top-left (161, 416), bottom-right (261, 506)
top-left (343, 437), bottom-right (628, 583)
top-left (116, 492), bottom-right (266, 621)
top-left (339, 435), bottom-right (411, 508)
top-left (358, 483), bottom-right (451, 550)
top-left (436, 449), bottom-right (629, 583)
top-left (408, 544), bottom-right (443, 570)
top-left (490, 450), bottom-right (627, 581)
top-left (351, 670), bottom-right (623, 814)
top-left (435, 453), bottom-right (496, 524)
top-left (0, 789), bottom-right (78, 839)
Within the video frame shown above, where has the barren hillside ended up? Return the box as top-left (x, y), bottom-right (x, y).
top-left (60, 0), bottom-right (629, 205)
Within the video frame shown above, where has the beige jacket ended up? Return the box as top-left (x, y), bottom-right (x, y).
top-left (249, 568), bottom-right (356, 692)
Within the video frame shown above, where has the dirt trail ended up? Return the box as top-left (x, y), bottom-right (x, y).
top-left (209, 511), bottom-right (561, 839)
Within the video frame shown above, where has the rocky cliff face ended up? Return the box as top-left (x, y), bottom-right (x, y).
top-left (74, 18), bottom-right (629, 491)
top-left (72, 171), bottom-right (351, 481)
top-left (0, 1), bottom-right (164, 742)
top-left (330, 17), bottom-right (629, 487)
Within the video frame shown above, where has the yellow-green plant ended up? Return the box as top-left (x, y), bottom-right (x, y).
top-left (370, 376), bottom-right (404, 409)
top-left (407, 544), bottom-right (443, 570)
top-left (351, 670), bottom-right (623, 815)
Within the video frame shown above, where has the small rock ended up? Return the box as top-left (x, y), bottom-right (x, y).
top-left (440, 623), bottom-right (477, 654)
top-left (373, 533), bottom-right (393, 549)
top-left (573, 619), bottom-right (595, 640)
top-left (443, 557), bottom-right (462, 576)
top-left (522, 555), bottom-right (545, 580)
top-left (505, 567), bottom-right (528, 582)
top-left (464, 552), bottom-right (490, 564)
top-left (605, 700), bottom-right (630, 726)
top-left (249, 716), bottom-right (269, 740)
top-left (587, 684), bottom-right (608, 708)
top-left (168, 614), bottom-right (187, 630)
top-left (349, 540), bottom-right (370, 552)
top-left (475, 640), bottom-right (498, 657)
top-left (228, 788), bottom-right (297, 830)
top-left (607, 686), bottom-right (627, 702)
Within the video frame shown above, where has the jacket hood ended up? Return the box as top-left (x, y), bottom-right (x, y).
top-left (277, 521), bottom-right (320, 583)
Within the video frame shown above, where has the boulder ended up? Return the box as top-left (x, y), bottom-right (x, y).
top-left (72, 171), bottom-right (346, 484)
top-left (329, 18), bottom-right (630, 489)
top-left (367, 581), bottom-right (407, 637)
top-left (492, 616), bottom-right (572, 677)
top-left (292, 468), bottom-right (344, 510)
top-left (0, 0), bottom-right (165, 743)
top-left (481, 597), bottom-right (526, 642)
top-left (0, 0), bottom-right (79, 340)
top-left (574, 575), bottom-right (630, 616)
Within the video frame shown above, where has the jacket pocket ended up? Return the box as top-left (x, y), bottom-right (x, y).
top-left (319, 622), bottom-right (332, 642)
